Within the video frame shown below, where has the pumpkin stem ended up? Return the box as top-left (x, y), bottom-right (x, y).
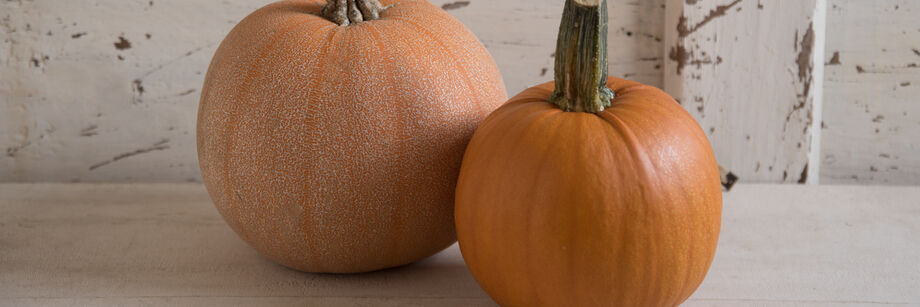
top-left (322, 0), bottom-right (388, 26)
top-left (549, 0), bottom-right (614, 113)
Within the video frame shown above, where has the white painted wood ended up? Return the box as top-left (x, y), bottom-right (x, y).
top-left (2, 183), bottom-right (918, 305)
top-left (820, 0), bottom-right (920, 185)
top-left (0, 0), bottom-right (266, 183)
top-left (3, 0), bottom-right (917, 185)
top-left (809, 0), bottom-right (827, 184)
top-left (428, 0), bottom-right (666, 92)
top-left (0, 0), bottom-right (665, 183)
top-left (664, 0), bottom-right (826, 183)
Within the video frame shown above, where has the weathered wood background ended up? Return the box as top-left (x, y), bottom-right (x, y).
top-left (665, 0), bottom-right (826, 184)
top-left (0, 0), bottom-right (917, 184)
top-left (820, 0), bottom-right (920, 185)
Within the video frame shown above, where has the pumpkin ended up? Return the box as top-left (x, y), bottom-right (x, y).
top-left (197, 0), bottom-right (506, 273)
top-left (454, 0), bottom-right (721, 305)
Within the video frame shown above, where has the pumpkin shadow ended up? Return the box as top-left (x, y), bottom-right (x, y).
top-left (249, 243), bottom-right (493, 302)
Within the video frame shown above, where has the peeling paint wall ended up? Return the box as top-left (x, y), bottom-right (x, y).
top-left (2, 0), bottom-right (917, 184)
top-left (1, 0), bottom-right (265, 182)
top-left (664, 0), bottom-right (825, 183)
top-left (821, 0), bottom-right (920, 185)
top-left (0, 0), bottom-right (665, 182)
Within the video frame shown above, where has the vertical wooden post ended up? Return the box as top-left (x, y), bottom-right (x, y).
top-left (664, 0), bottom-right (826, 184)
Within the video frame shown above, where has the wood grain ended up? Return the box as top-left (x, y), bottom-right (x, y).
top-left (1, 183), bottom-right (918, 305)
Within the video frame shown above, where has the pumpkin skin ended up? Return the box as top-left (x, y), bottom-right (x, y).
top-left (455, 79), bottom-right (721, 306)
top-left (197, 0), bottom-right (506, 273)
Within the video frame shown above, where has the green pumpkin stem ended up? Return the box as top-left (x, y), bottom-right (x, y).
top-left (549, 0), bottom-right (614, 113)
top-left (322, 0), bottom-right (387, 26)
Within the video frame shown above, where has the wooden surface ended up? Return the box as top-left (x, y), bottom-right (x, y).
top-left (664, 0), bottom-right (826, 183)
top-left (820, 0), bottom-right (920, 185)
top-left (1, 183), bottom-right (918, 306)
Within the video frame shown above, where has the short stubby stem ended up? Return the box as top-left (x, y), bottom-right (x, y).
top-left (323, 0), bottom-right (387, 26)
top-left (549, 0), bottom-right (615, 113)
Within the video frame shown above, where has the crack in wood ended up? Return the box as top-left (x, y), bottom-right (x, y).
top-left (138, 45), bottom-right (210, 80)
top-left (89, 139), bottom-right (170, 171)
top-left (80, 125), bottom-right (98, 137)
top-left (676, 0), bottom-right (742, 38)
top-left (176, 89), bottom-right (197, 97)
top-left (129, 45), bottom-right (212, 104)
top-left (854, 64), bottom-right (913, 73)
top-left (441, 1), bottom-right (470, 11)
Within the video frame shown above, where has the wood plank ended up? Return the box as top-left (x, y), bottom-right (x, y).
top-left (663, 0), bottom-right (826, 183)
top-left (820, 0), bottom-right (920, 185)
top-left (1, 183), bottom-right (918, 305)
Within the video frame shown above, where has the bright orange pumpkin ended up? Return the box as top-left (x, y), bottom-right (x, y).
top-left (454, 0), bottom-right (721, 305)
top-left (197, 0), bottom-right (506, 273)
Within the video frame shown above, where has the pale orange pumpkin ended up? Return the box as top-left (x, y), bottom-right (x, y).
top-left (197, 0), bottom-right (506, 273)
top-left (454, 0), bottom-right (721, 305)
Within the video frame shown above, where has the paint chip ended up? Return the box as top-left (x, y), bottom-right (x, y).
top-left (133, 79), bottom-right (144, 95)
top-left (827, 51), bottom-right (840, 65)
top-left (797, 164), bottom-right (808, 184)
top-left (114, 36), bottom-right (132, 50)
top-left (668, 44), bottom-right (689, 75)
